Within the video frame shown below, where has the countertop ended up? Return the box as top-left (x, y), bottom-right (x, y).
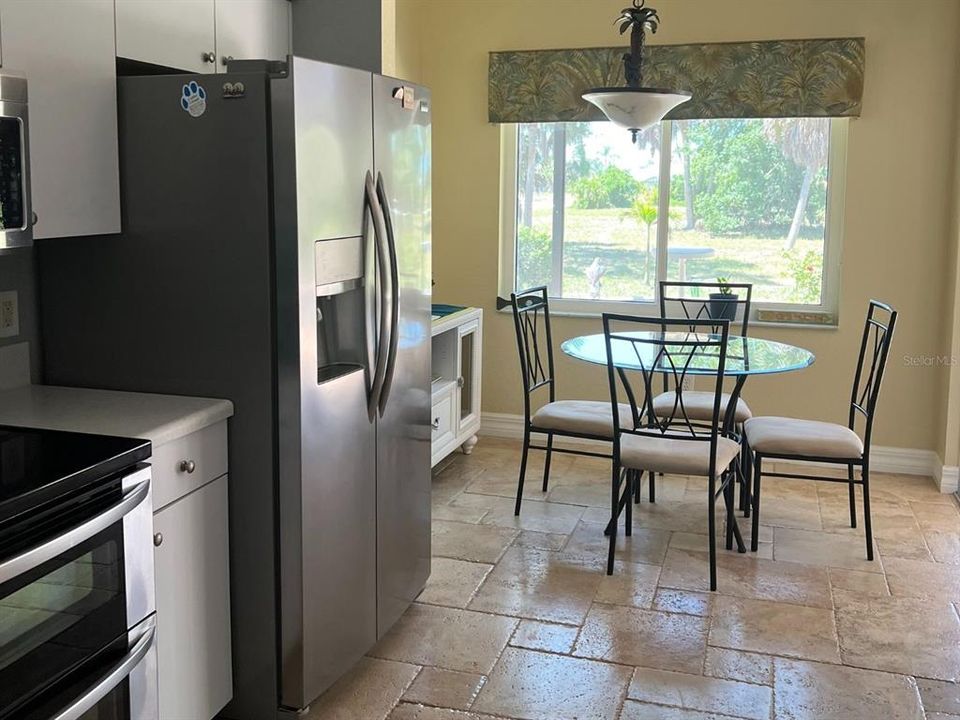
top-left (0, 385), bottom-right (234, 447)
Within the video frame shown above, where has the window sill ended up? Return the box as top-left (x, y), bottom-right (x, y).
top-left (494, 303), bottom-right (839, 330)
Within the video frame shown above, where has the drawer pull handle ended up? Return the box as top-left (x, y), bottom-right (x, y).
top-left (432, 418), bottom-right (440, 430)
top-left (179, 460), bottom-right (196, 474)
top-left (153, 532), bottom-right (164, 547)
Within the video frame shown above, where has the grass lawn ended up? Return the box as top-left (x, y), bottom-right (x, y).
top-left (525, 204), bottom-right (824, 304)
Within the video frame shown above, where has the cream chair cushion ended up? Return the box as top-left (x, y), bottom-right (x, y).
top-left (744, 416), bottom-right (863, 459)
top-left (619, 433), bottom-right (741, 476)
top-left (531, 400), bottom-right (633, 439)
top-left (653, 390), bottom-right (752, 424)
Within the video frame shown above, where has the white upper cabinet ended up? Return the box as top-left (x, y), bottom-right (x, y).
top-left (117, 0), bottom-right (290, 74)
top-left (0, 0), bottom-right (120, 239)
top-left (216, 0), bottom-right (291, 68)
top-left (116, 0), bottom-right (218, 74)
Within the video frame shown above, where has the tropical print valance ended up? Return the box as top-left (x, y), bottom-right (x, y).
top-left (488, 37), bottom-right (864, 123)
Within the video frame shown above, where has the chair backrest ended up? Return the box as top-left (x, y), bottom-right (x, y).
top-left (659, 281), bottom-right (753, 337)
top-left (849, 300), bottom-right (898, 452)
top-left (510, 286), bottom-right (556, 421)
top-left (602, 314), bottom-right (730, 476)
top-left (658, 280), bottom-right (751, 393)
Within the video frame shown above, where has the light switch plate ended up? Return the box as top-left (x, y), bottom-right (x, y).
top-left (0, 291), bottom-right (19, 338)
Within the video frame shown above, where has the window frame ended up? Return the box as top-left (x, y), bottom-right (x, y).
top-left (498, 118), bottom-right (848, 326)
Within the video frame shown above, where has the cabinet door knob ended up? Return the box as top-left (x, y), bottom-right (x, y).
top-left (30, 211), bottom-right (38, 226)
top-left (179, 460), bottom-right (196, 474)
top-left (456, 376), bottom-right (464, 388)
top-left (432, 418), bottom-right (440, 430)
top-left (221, 55), bottom-right (234, 66)
top-left (202, 51), bottom-right (216, 64)
top-left (153, 532), bottom-right (164, 547)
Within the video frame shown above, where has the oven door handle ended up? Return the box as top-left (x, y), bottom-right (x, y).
top-left (50, 615), bottom-right (156, 720)
top-left (0, 475), bottom-right (151, 584)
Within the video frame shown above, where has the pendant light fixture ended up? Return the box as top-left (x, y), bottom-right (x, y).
top-left (582, 0), bottom-right (692, 143)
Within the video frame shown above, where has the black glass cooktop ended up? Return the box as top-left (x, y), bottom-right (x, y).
top-left (0, 426), bottom-right (150, 524)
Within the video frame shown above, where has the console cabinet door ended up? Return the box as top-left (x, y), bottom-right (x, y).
top-left (116, 0), bottom-right (217, 74)
top-left (154, 475), bottom-right (233, 720)
top-left (215, 0), bottom-right (291, 70)
top-left (0, 0), bottom-right (120, 238)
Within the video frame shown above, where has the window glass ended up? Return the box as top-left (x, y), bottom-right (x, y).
top-left (512, 117), bottom-right (834, 309)
top-left (666, 118), bottom-right (829, 304)
top-left (515, 123), bottom-right (555, 292)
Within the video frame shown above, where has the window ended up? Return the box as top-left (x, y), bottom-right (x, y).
top-left (500, 117), bottom-right (847, 322)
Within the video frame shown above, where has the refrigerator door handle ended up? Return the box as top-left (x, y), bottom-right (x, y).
top-left (376, 172), bottom-right (400, 416)
top-left (365, 170), bottom-right (391, 422)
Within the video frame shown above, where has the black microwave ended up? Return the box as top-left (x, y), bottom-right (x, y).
top-left (0, 73), bottom-right (31, 250)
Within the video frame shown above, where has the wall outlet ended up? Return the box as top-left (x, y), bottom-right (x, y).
top-left (0, 291), bottom-right (19, 338)
top-left (680, 375), bottom-right (695, 392)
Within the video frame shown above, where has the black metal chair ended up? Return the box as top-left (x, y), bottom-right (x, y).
top-left (650, 281), bottom-right (754, 510)
top-left (602, 314), bottom-right (743, 590)
top-left (509, 287), bottom-right (630, 517)
top-left (745, 300), bottom-right (898, 559)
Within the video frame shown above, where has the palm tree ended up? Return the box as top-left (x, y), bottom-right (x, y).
top-left (763, 118), bottom-right (829, 249)
top-left (625, 196), bottom-right (658, 281)
top-left (633, 123), bottom-right (696, 230)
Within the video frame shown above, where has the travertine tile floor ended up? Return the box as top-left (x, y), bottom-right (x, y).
top-left (308, 438), bottom-right (960, 720)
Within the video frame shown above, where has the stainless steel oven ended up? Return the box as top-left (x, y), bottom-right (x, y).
top-left (0, 436), bottom-right (156, 720)
top-left (0, 73), bottom-right (31, 249)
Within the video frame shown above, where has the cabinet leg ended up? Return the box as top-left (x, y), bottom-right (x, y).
top-left (461, 435), bottom-right (479, 455)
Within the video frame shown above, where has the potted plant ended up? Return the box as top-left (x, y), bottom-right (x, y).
top-left (709, 277), bottom-right (738, 321)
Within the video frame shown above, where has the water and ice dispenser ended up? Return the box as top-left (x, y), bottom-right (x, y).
top-left (314, 236), bottom-right (369, 383)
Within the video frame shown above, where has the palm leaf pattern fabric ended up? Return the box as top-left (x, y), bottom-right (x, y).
top-left (488, 38), bottom-right (864, 123)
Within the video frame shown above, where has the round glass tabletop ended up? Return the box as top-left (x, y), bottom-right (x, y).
top-left (560, 332), bottom-right (815, 377)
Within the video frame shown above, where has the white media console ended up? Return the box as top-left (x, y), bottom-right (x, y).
top-left (431, 306), bottom-right (482, 467)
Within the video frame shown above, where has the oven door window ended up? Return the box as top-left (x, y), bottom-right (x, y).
top-left (0, 523), bottom-right (128, 717)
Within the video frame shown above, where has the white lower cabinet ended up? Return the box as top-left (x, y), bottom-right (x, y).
top-left (154, 473), bottom-right (232, 720)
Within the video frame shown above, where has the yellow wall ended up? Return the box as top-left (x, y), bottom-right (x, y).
top-left (397, 0), bottom-right (960, 455)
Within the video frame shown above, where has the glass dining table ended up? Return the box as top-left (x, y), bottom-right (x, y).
top-left (561, 331), bottom-right (815, 433)
top-left (560, 331), bottom-right (816, 553)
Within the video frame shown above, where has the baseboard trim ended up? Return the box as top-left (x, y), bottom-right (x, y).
top-left (935, 464), bottom-right (960, 494)
top-left (480, 411), bottom-right (945, 488)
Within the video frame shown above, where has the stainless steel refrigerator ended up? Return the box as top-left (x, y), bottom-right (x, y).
top-left (37, 57), bottom-right (432, 719)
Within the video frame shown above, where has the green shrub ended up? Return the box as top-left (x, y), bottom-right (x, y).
top-left (571, 167), bottom-right (641, 209)
top-left (517, 225), bottom-right (552, 290)
top-left (783, 249), bottom-right (823, 303)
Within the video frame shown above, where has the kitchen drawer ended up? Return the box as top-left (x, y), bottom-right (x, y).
top-left (151, 420), bottom-right (227, 511)
top-left (431, 392), bottom-right (455, 449)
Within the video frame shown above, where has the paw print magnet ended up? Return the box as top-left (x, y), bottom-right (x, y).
top-left (181, 81), bottom-right (207, 118)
